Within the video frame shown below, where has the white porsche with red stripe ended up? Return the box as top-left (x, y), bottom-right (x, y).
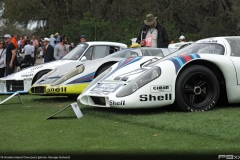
top-left (78, 36), bottom-right (240, 111)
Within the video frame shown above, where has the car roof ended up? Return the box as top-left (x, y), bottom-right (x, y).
top-left (78, 41), bottom-right (127, 47)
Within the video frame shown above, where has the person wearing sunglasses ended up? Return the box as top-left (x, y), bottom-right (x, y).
top-left (0, 40), bottom-right (6, 77)
top-left (4, 34), bottom-right (16, 76)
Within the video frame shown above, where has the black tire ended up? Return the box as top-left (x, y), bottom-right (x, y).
top-left (175, 65), bottom-right (220, 112)
top-left (95, 64), bottom-right (112, 77)
top-left (32, 70), bottom-right (51, 84)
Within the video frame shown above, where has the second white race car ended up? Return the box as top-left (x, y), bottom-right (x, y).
top-left (0, 41), bottom-right (127, 94)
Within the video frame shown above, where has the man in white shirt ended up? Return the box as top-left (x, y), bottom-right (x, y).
top-left (22, 40), bottom-right (33, 65)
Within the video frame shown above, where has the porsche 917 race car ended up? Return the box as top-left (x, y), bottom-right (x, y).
top-left (78, 36), bottom-right (240, 112)
top-left (0, 42), bottom-right (127, 94)
top-left (29, 47), bottom-right (176, 96)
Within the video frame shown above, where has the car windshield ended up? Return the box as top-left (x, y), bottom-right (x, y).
top-left (61, 43), bottom-right (89, 60)
top-left (146, 43), bottom-right (225, 67)
top-left (140, 48), bottom-right (164, 57)
top-left (106, 49), bottom-right (139, 58)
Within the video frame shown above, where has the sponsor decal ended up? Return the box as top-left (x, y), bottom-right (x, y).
top-left (91, 83), bottom-right (122, 92)
top-left (140, 94), bottom-right (172, 101)
top-left (24, 78), bottom-right (33, 81)
top-left (47, 87), bottom-right (67, 93)
top-left (21, 74), bottom-right (33, 77)
top-left (109, 100), bottom-right (125, 105)
top-left (168, 54), bottom-right (200, 74)
top-left (151, 85), bottom-right (171, 92)
top-left (90, 91), bottom-right (110, 95)
top-left (199, 39), bottom-right (218, 43)
top-left (31, 66), bottom-right (43, 71)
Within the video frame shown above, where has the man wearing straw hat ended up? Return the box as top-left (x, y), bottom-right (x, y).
top-left (137, 13), bottom-right (169, 48)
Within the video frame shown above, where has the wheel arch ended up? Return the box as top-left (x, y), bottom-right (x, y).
top-left (32, 69), bottom-right (52, 85)
top-left (176, 60), bottom-right (228, 103)
top-left (94, 61), bottom-right (117, 78)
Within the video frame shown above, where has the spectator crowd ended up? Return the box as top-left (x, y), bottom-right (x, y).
top-left (0, 32), bottom-right (86, 77)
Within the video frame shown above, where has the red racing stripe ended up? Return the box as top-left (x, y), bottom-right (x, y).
top-left (182, 54), bottom-right (191, 62)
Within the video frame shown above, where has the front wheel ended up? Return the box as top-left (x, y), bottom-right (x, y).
top-left (175, 65), bottom-right (219, 112)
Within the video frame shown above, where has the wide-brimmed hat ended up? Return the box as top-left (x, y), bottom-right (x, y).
top-left (42, 37), bottom-right (50, 42)
top-left (144, 14), bottom-right (157, 25)
top-left (55, 32), bottom-right (59, 36)
top-left (4, 34), bottom-right (11, 38)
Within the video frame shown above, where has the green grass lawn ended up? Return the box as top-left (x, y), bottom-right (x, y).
top-left (0, 94), bottom-right (240, 159)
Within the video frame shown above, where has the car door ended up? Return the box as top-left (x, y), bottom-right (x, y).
top-left (227, 37), bottom-right (240, 84)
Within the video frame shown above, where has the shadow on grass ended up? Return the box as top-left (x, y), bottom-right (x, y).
top-left (46, 116), bottom-right (77, 120)
top-left (81, 102), bottom-right (240, 116)
top-left (31, 96), bottom-right (76, 103)
top-left (215, 102), bottom-right (240, 109)
top-left (30, 95), bottom-right (240, 112)
top-left (81, 104), bottom-right (180, 116)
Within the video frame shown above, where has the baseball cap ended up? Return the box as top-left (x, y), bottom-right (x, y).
top-left (179, 35), bottom-right (185, 40)
top-left (81, 34), bottom-right (86, 38)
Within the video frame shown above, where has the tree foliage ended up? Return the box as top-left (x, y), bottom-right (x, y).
top-left (1, 0), bottom-right (240, 45)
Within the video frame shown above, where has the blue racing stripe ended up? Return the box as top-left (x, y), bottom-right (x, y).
top-left (168, 54), bottom-right (201, 74)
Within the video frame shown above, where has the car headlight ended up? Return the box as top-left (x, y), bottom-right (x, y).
top-left (81, 67), bottom-right (112, 95)
top-left (51, 65), bottom-right (84, 86)
top-left (116, 66), bottom-right (161, 97)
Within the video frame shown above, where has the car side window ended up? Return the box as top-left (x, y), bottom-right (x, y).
top-left (197, 44), bottom-right (223, 55)
top-left (149, 49), bottom-right (164, 57)
top-left (109, 46), bottom-right (120, 55)
top-left (91, 46), bottom-right (108, 60)
top-left (124, 51), bottom-right (138, 58)
top-left (226, 38), bottom-right (240, 57)
top-left (84, 47), bottom-right (93, 60)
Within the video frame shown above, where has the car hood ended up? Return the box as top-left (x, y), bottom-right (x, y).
top-left (36, 57), bottom-right (123, 84)
top-left (99, 57), bottom-right (159, 84)
top-left (2, 60), bottom-right (75, 80)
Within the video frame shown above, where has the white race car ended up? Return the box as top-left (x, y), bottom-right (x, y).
top-left (0, 42), bottom-right (127, 94)
top-left (78, 36), bottom-right (240, 111)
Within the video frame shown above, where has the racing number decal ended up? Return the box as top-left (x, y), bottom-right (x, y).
top-left (47, 87), bottom-right (67, 93)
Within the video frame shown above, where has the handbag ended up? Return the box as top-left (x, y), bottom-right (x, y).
top-left (15, 53), bottom-right (24, 66)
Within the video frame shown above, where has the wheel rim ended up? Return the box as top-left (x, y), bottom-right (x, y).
top-left (182, 72), bottom-right (214, 110)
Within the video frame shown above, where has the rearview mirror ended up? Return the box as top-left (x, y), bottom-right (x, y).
top-left (80, 56), bottom-right (87, 62)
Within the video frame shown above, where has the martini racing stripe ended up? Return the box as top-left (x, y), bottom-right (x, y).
top-left (99, 57), bottom-right (143, 82)
top-left (67, 72), bottom-right (95, 84)
top-left (168, 54), bottom-right (200, 74)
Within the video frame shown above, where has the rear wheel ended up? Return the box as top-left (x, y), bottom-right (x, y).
top-left (175, 65), bottom-right (219, 112)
